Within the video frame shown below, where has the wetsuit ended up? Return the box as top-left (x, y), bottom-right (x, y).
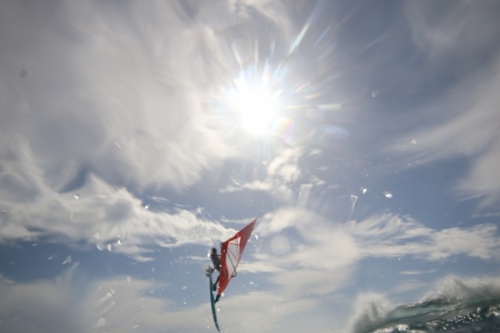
top-left (210, 251), bottom-right (221, 302)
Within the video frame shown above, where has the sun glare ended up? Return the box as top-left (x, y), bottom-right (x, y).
top-left (223, 71), bottom-right (282, 137)
top-left (232, 86), bottom-right (279, 135)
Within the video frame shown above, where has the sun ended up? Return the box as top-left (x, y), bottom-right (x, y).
top-left (230, 83), bottom-right (279, 136)
top-left (223, 69), bottom-right (282, 137)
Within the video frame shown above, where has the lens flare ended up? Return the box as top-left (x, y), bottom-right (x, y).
top-left (222, 66), bottom-right (283, 137)
top-left (230, 80), bottom-right (280, 136)
top-left (270, 116), bottom-right (295, 144)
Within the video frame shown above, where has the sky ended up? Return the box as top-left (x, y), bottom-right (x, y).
top-left (0, 0), bottom-right (500, 332)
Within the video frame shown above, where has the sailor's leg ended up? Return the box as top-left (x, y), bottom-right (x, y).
top-left (213, 275), bottom-right (219, 291)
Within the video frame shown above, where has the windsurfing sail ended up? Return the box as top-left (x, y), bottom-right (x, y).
top-left (217, 218), bottom-right (256, 296)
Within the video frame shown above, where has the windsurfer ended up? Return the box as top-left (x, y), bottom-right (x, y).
top-left (210, 247), bottom-right (222, 303)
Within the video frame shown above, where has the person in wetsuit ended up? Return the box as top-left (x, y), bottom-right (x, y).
top-left (210, 247), bottom-right (221, 303)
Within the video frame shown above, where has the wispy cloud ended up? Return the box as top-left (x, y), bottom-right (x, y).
top-left (0, 263), bottom-right (197, 333)
top-left (0, 0), bottom-right (241, 191)
top-left (220, 147), bottom-right (303, 207)
top-left (0, 138), bottom-right (229, 260)
top-left (249, 209), bottom-right (500, 299)
top-left (0, 264), bottom-right (85, 333)
top-left (384, 1), bottom-right (500, 213)
top-left (0, 264), bottom-right (339, 333)
top-left (0, 0), bottom-right (301, 258)
top-left (348, 213), bottom-right (500, 261)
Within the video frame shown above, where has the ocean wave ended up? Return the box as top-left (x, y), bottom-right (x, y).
top-left (352, 276), bottom-right (500, 333)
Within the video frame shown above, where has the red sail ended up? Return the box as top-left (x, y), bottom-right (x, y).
top-left (218, 218), bottom-right (256, 295)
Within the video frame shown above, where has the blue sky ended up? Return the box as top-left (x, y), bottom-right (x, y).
top-left (1, 0), bottom-right (500, 332)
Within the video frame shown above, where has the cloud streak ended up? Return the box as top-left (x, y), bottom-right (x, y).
top-left (249, 208), bottom-right (500, 300)
top-left (384, 1), bottom-right (500, 213)
top-left (0, 137), bottom-right (230, 260)
top-left (0, 0), bottom-right (302, 258)
top-left (0, 0), bottom-right (241, 192)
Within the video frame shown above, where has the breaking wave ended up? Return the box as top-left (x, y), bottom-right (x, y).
top-left (352, 276), bottom-right (500, 333)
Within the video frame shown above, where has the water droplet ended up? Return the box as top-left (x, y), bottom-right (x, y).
top-left (362, 188), bottom-right (368, 194)
top-left (126, 276), bottom-right (132, 282)
top-left (94, 232), bottom-right (101, 239)
top-left (96, 243), bottom-right (105, 251)
top-left (254, 234), bottom-right (259, 240)
top-left (371, 90), bottom-right (378, 97)
top-left (107, 243), bottom-right (113, 252)
top-left (350, 194), bottom-right (358, 205)
top-left (144, 204), bottom-right (149, 210)
top-left (74, 193), bottom-right (80, 200)
top-left (384, 191), bottom-right (393, 198)
top-left (96, 317), bottom-right (106, 327)
top-left (62, 256), bottom-right (72, 265)
top-left (411, 139), bottom-right (417, 145)
top-left (182, 286), bottom-right (187, 290)
top-left (48, 255), bottom-right (56, 260)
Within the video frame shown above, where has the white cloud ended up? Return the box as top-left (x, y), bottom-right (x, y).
top-left (0, 264), bottom-right (199, 333)
top-left (0, 263), bottom-right (344, 333)
top-left (248, 209), bottom-right (500, 301)
top-left (0, 0), bottom-right (241, 192)
top-left (268, 208), bottom-right (495, 272)
top-left (0, 264), bottom-right (85, 333)
top-left (400, 269), bottom-right (437, 276)
top-left (385, 2), bottom-right (500, 213)
top-left (0, 0), bottom-right (300, 258)
top-left (1, 211), bottom-right (498, 333)
top-left (392, 279), bottom-right (428, 294)
top-left (0, 140), bottom-right (229, 259)
top-left (347, 213), bottom-right (500, 261)
top-left (406, 1), bottom-right (500, 65)
top-left (220, 147), bottom-right (304, 207)
top-left (249, 208), bottom-right (360, 295)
